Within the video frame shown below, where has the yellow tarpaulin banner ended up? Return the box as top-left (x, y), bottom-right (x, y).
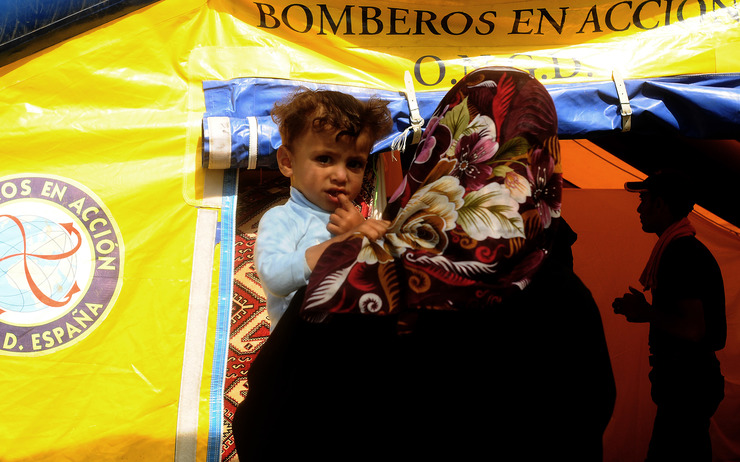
top-left (221, 0), bottom-right (740, 88)
top-left (0, 0), bottom-right (737, 461)
top-left (0, 1), bottom-right (223, 460)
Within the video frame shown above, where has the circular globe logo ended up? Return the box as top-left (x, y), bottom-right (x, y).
top-left (0, 175), bottom-right (124, 355)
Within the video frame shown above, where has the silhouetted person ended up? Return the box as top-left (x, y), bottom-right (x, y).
top-left (232, 218), bottom-right (616, 461)
top-left (233, 67), bottom-right (615, 461)
top-left (396, 217), bottom-right (616, 461)
top-left (613, 169), bottom-right (726, 462)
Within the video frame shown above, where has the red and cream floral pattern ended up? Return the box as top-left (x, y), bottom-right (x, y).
top-left (302, 67), bottom-right (562, 327)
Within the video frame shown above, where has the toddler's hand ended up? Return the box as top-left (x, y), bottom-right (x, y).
top-left (354, 219), bottom-right (390, 242)
top-left (328, 194), bottom-right (365, 235)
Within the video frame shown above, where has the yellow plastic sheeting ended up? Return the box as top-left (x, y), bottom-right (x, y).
top-left (212, 0), bottom-right (740, 89)
top-left (0, 1), bottom-right (219, 461)
top-left (1, 0), bottom-right (738, 461)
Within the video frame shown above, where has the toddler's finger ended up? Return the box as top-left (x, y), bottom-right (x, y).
top-left (337, 193), bottom-right (353, 210)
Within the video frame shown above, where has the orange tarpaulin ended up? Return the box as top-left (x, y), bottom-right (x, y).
top-left (561, 141), bottom-right (740, 461)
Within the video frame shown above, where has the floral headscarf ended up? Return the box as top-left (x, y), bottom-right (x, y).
top-left (300, 67), bottom-right (562, 331)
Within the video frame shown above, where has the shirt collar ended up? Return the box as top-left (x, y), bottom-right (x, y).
top-left (290, 187), bottom-right (331, 217)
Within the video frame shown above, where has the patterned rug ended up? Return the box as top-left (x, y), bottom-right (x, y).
top-left (220, 173), bottom-right (290, 462)
top-left (220, 231), bottom-right (268, 462)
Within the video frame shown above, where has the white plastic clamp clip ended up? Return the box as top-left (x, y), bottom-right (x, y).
top-left (612, 70), bottom-right (632, 132)
top-left (391, 71), bottom-right (425, 154)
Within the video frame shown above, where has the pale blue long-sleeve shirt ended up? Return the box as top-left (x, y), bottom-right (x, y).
top-left (255, 187), bottom-right (332, 330)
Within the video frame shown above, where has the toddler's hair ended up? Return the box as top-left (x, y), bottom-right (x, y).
top-left (272, 88), bottom-right (392, 149)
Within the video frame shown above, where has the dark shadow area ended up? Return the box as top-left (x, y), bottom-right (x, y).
top-left (232, 219), bottom-right (617, 461)
top-left (0, 0), bottom-right (159, 68)
top-left (588, 132), bottom-right (740, 228)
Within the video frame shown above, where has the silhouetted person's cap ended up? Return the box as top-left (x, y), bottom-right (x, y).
top-left (625, 169), bottom-right (695, 217)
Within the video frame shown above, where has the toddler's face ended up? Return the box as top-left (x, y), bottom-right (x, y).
top-left (280, 126), bottom-right (372, 212)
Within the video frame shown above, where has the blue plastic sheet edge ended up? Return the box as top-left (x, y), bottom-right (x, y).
top-left (548, 73), bottom-right (740, 138)
top-left (206, 168), bottom-right (238, 462)
top-left (202, 73), bottom-right (740, 170)
top-left (201, 77), bottom-right (443, 169)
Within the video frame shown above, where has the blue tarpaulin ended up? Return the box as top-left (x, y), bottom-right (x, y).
top-left (202, 73), bottom-right (740, 170)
